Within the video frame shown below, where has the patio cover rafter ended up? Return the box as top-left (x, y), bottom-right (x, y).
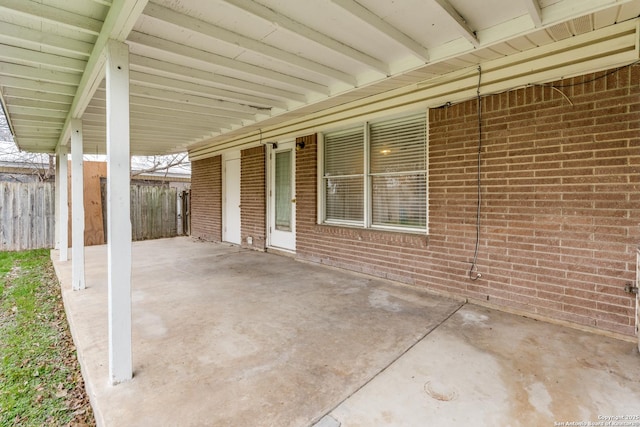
top-left (57, 0), bottom-right (149, 149)
top-left (524, 0), bottom-right (544, 27)
top-left (0, 44), bottom-right (87, 73)
top-left (0, 0), bottom-right (103, 35)
top-left (128, 54), bottom-right (307, 103)
top-left (431, 0), bottom-right (479, 47)
top-left (0, 21), bottom-right (93, 58)
top-left (126, 85), bottom-right (271, 116)
top-left (222, 0), bottom-right (390, 76)
top-left (91, 89), bottom-right (254, 121)
top-left (128, 70), bottom-right (286, 110)
top-left (330, 0), bottom-right (430, 62)
top-left (127, 31), bottom-right (330, 95)
top-left (143, 2), bottom-right (357, 86)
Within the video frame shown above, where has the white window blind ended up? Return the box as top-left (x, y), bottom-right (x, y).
top-left (323, 127), bottom-right (364, 223)
top-left (321, 112), bottom-right (427, 231)
top-left (370, 114), bottom-right (427, 229)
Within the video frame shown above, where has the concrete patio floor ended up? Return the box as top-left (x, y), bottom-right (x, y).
top-left (52, 237), bottom-right (640, 427)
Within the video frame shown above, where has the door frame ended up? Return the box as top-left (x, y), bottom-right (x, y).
top-left (267, 140), bottom-right (296, 252)
top-left (222, 151), bottom-right (241, 244)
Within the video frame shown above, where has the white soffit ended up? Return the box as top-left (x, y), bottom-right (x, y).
top-left (188, 17), bottom-right (640, 159)
top-left (0, 0), bottom-right (638, 156)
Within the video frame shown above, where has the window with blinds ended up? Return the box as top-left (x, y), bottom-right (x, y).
top-left (321, 112), bottom-right (427, 231)
top-left (370, 114), bottom-right (427, 228)
top-left (323, 127), bottom-right (364, 224)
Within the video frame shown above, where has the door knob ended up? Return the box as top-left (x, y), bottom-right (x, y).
top-left (291, 198), bottom-right (296, 203)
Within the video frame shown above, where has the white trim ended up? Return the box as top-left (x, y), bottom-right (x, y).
top-left (267, 140), bottom-right (296, 251)
top-left (425, 108), bottom-right (430, 236)
top-left (316, 133), bottom-right (325, 225)
top-left (363, 121), bottom-right (371, 228)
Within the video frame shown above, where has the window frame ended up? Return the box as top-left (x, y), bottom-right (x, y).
top-left (318, 111), bottom-right (429, 234)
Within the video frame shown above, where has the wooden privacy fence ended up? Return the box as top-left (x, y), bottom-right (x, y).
top-left (100, 182), bottom-right (180, 242)
top-left (0, 181), bottom-right (55, 251)
top-left (128, 184), bottom-right (177, 241)
top-left (1, 181), bottom-right (184, 251)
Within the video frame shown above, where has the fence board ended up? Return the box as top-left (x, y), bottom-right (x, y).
top-left (129, 185), bottom-right (177, 241)
top-left (0, 181), bottom-right (55, 251)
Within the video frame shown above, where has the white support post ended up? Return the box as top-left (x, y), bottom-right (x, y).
top-left (54, 155), bottom-right (59, 250)
top-left (71, 121), bottom-right (85, 290)
top-left (57, 147), bottom-right (69, 262)
top-left (106, 40), bottom-right (132, 385)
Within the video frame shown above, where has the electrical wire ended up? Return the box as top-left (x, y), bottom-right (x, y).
top-left (441, 60), bottom-right (640, 281)
top-left (469, 66), bottom-right (483, 281)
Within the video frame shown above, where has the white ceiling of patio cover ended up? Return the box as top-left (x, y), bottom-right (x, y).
top-left (0, 0), bottom-right (639, 155)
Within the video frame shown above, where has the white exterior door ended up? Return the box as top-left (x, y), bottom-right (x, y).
top-left (269, 141), bottom-right (296, 251)
top-left (224, 153), bottom-right (241, 245)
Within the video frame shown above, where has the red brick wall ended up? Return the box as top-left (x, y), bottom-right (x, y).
top-left (241, 146), bottom-right (266, 250)
top-left (191, 156), bottom-right (221, 241)
top-left (296, 65), bottom-right (640, 336)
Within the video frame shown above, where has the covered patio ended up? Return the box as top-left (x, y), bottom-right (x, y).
top-left (52, 237), bottom-right (640, 427)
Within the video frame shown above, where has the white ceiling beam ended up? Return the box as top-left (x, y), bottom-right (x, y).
top-left (0, 0), bottom-right (103, 35)
top-left (4, 97), bottom-right (70, 111)
top-left (2, 87), bottom-right (74, 104)
top-left (0, 62), bottom-right (81, 86)
top-left (93, 88), bottom-right (256, 120)
top-left (87, 120), bottom-right (223, 135)
top-left (12, 129), bottom-right (61, 138)
top-left (13, 137), bottom-right (58, 148)
top-left (0, 20), bottom-right (93, 57)
top-left (143, 2), bottom-right (357, 86)
top-left (83, 106), bottom-right (241, 129)
top-left (91, 0), bottom-right (113, 6)
top-left (330, 0), bottom-right (429, 62)
top-left (223, 0), bottom-right (390, 76)
top-left (57, 0), bottom-right (150, 148)
top-left (13, 128), bottom-right (62, 137)
top-left (0, 45), bottom-right (87, 73)
top-left (7, 106), bottom-right (67, 119)
top-left (524, 0), bottom-right (543, 27)
top-left (82, 118), bottom-right (214, 132)
top-left (431, 0), bottom-right (479, 47)
top-left (128, 84), bottom-right (267, 116)
top-left (130, 112), bottom-right (237, 130)
top-left (128, 70), bottom-right (287, 110)
top-left (0, 75), bottom-right (77, 96)
top-left (12, 120), bottom-right (64, 129)
top-left (10, 114), bottom-right (64, 124)
top-left (131, 96), bottom-right (249, 124)
top-left (127, 31), bottom-right (330, 95)
top-left (83, 131), bottom-right (213, 144)
top-left (129, 54), bottom-right (307, 103)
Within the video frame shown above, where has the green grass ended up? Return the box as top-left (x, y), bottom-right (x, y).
top-left (0, 249), bottom-right (93, 426)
